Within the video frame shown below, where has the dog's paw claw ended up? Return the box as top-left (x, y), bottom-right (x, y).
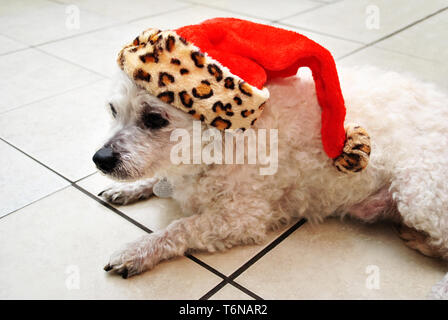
top-left (104, 261), bottom-right (136, 278)
top-left (98, 189), bottom-right (108, 197)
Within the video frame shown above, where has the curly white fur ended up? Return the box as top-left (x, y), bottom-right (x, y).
top-left (98, 66), bottom-right (448, 283)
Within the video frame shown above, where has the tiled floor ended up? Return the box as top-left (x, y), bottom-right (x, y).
top-left (0, 0), bottom-right (447, 300)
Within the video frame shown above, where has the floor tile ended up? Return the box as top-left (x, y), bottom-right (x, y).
top-left (209, 284), bottom-right (254, 300)
top-left (77, 173), bottom-right (188, 230)
top-left (0, 35), bottom-right (27, 55)
top-left (55, 0), bottom-right (190, 22)
top-left (280, 0), bottom-right (448, 43)
top-left (376, 10), bottom-right (448, 63)
top-left (0, 140), bottom-right (69, 218)
top-left (340, 46), bottom-right (448, 90)
top-left (78, 172), bottom-right (296, 276)
top-left (272, 23), bottom-right (362, 60)
top-left (0, 80), bottom-right (111, 181)
top-left (0, 0), bottom-right (50, 17)
top-left (130, 5), bottom-right (270, 31)
top-left (188, 0), bottom-right (321, 21)
top-left (39, 23), bottom-right (145, 77)
top-left (0, 187), bottom-right (221, 299)
top-left (0, 48), bottom-right (102, 113)
top-left (236, 219), bottom-right (447, 299)
top-left (0, 1), bottom-right (118, 46)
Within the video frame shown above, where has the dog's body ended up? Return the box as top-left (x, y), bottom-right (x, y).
top-left (96, 66), bottom-right (448, 279)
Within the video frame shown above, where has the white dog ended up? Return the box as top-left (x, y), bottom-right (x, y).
top-left (94, 66), bottom-right (448, 289)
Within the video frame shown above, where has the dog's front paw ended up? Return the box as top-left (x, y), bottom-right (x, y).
top-left (104, 238), bottom-right (153, 278)
top-left (98, 180), bottom-right (155, 205)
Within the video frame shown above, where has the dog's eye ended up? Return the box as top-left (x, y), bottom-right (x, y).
top-left (142, 112), bottom-right (169, 129)
top-left (109, 103), bottom-right (117, 118)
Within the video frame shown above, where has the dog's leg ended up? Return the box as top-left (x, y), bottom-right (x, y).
top-left (390, 160), bottom-right (448, 260)
top-left (98, 177), bottom-right (158, 205)
top-left (104, 197), bottom-right (285, 278)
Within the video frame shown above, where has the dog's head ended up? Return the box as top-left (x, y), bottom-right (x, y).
top-left (93, 71), bottom-right (195, 181)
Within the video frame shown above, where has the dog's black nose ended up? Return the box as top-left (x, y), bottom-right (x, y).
top-left (93, 147), bottom-right (119, 173)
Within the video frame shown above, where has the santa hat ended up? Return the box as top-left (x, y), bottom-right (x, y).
top-left (117, 18), bottom-right (370, 173)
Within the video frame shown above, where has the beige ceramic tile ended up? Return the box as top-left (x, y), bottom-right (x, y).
top-left (0, 48), bottom-right (102, 113)
top-left (0, 187), bottom-right (221, 299)
top-left (210, 284), bottom-right (254, 300)
top-left (280, 0), bottom-right (448, 43)
top-left (77, 173), bottom-right (189, 231)
top-left (271, 23), bottom-right (362, 60)
top-left (78, 172), bottom-right (296, 275)
top-left (39, 23), bottom-right (145, 77)
top-left (340, 46), bottom-right (448, 90)
top-left (55, 0), bottom-right (190, 22)
top-left (0, 35), bottom-right (27, 55)
top-left (130, 5), bottom-right (271, 31)
top-left (0, 0), bottom-right (50, 17)
top-left (189, 0), bottom-right (321, 21)
top-left (376, 10), bottom-right (448, 63)
top-left (236, 219), bottom-right (447, 299)
top-left (0, 1), bottom-right (118, 46)
top-left (0, 140), bottom-right (69, 218)
top-left (194, 225), bottom-right (292, 276)
top-left (0, 80), bottom-right (112, 181)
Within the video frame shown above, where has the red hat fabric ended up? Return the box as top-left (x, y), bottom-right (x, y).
top-left (118, 18), bottom-right (371, 172)
top-left (176, 18), bottom-right (346, 158)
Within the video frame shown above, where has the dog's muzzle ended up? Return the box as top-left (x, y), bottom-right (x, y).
top-left (93, 146), bottom-right (119, 173)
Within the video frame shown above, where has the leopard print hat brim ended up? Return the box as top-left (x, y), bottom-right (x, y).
top-left (117, 28), bottom-right (269, 131)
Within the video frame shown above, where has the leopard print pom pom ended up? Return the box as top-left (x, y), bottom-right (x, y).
top-left (334, 124), bottom-right (371, 173)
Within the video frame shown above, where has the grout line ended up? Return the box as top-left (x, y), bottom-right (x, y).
top-left (32, 46), bottom-right (108, 79)
top-left (186, 254), bottom-right (228, 280)
top-left (227, 280), bottom-right (264, 300)
top-left (0, 47), bottom-right (31, 57)
top-left (188, 254), bottom-right (262, 299)
top-left (338, 6), bottom-right (448, 61)
top-left (0, 137), bottom-right (73, 183)
top-left (366, 46), bottom-right (442, 63)
top-left (228, 218), bottom-right (307, 280)
top-left (199, 279), bottom-right (227, 300)
top-left (0, 33), bottom-right (32, 57)
top-left (29, 4), bottom-right (194, 48)
top-left (274, 21), bottom-right (365, 44)
top-left (0, 78), bottom-right (105, 116)
top-left (71, 183), bottom-right (154, 234)
top-left (0, 3), bottom-right (194, 78)
top-left (200, 218), bottom-right (307, 299)
top-left (0, 185), bottom-right (71, 221)
top-left (271, 3), bottom-right (328, 23)
top-left (74, 171), bottom-right (99, 183)
top-left (180, 0), bottom-right (277, 23)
